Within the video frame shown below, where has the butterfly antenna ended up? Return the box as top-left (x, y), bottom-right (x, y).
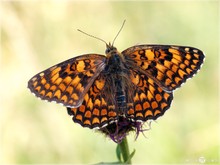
top-left (77, 29), bottom-right (108, 45)
top-left (112, 20), bottom-right (126, 46)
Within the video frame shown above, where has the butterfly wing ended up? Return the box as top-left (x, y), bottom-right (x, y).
top-left (123, 45), bottom-right (205, 91)
top-left (127, 69), bottom-right (173, 121)
top-left (67, 73), bottom-right (118, 129)
top-left (28, 54), bottom-right (106, 108)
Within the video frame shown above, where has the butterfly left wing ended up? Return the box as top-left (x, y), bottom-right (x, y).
top-left (28, 54), bottom-right (106, 108)
top-left (123, 45), bottom-right (205, 91)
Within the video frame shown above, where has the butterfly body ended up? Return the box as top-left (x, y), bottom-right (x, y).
top-left (103, 45), bottom-right (134, 116)
top-left (28, 43), bottom-right (204, 130)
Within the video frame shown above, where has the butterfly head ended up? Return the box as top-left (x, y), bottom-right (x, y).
top-left (105, 42), bottom-right (125, 62)
top-left (105, 42), bottom-right (117, 54)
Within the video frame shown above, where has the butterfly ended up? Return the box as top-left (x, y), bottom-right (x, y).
top-left (28, 22), bottom-right (205, 132)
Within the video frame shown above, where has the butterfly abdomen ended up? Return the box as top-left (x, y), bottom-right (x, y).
top-left (104, 51), bottom-right (131, 113)
top-left (115, 79), bottom-right (127, 112)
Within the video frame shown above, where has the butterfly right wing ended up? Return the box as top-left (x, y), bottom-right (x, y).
top-left (28, 54), bottom-right (106, 108)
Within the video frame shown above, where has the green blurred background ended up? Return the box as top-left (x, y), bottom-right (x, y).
top-left (1, 1), bottom-right (219, 164)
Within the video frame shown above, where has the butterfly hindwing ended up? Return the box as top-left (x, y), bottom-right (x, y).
top-left (28, 54), bottom-right (106, 108)
top-left (67, 73), bottom-right (118, 128)
top-left (127, 69), bottom-right (173, 121)
top-left (123, 45), bottom-right (205, 91)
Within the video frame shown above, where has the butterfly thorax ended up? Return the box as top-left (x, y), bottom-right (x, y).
top-left (105, 44), bottom-right (126, 72)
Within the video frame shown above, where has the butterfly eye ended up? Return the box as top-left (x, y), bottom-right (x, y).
top-left (105, 48), bottom-right (111, 54)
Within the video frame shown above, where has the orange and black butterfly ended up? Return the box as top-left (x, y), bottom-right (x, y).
top-left (28, 22), bottom-right (204, 142)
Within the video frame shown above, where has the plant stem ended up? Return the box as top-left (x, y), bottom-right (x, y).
top-left (118, 137), bottom-right (131, 164)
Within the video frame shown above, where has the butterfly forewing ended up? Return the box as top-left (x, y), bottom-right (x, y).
top-left (28, 54), bottom-right (106, 108)
top-left (123, 45), bottom-right (205, 91)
